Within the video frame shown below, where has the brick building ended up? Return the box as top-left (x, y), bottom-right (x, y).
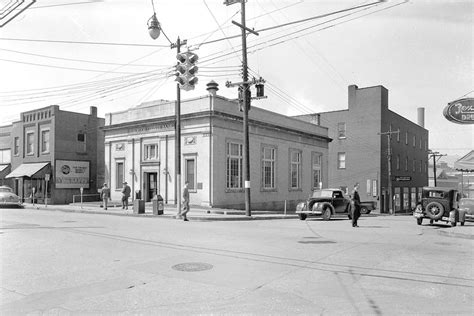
top-left (0, 105), bottom-right (105, 204)
top-left (295, 85), bottom-right (429, 213)
top-left (103, 82), bottom-right (331, 211)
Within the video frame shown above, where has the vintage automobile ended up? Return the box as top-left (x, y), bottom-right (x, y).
top-left (0, 185), bottom-right (22, 208)
top-left (413, 187), bottom-right (462, 226)
top-left (458, 198), bottom-right (474, 224)
top-left (296, 188), bottom-right (352, 220)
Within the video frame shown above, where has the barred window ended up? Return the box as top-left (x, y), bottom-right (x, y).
top-left (290, 150), bottom-right (301, 189)
top-left (262, 146), bottom-right (276, 189)
top-left (226, 142), bottom-right (243, 189)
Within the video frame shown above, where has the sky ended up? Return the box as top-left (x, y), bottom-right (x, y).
top-left (0, 0), bottom-right (472, 161)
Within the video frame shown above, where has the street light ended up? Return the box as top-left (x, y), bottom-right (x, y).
top-left (147, 13), bottom-right (161, 40)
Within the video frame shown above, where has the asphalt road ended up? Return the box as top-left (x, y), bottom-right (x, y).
top-left (1, 208), bottom-right (473, 315)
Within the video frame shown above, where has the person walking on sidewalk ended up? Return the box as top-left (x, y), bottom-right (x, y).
top-left (180, 181), bottom-right (190, 221)
top-left (351, 183), bottom-right (361, 227)
top-left (121, 181), bottom-right (131, 210)
top-left (101, 183), bottom-right (110, 210)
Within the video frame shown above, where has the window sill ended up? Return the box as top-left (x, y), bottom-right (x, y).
top-left (225, 188), bottom-right (244, 193)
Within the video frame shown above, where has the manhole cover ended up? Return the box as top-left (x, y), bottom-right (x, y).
top-left (172, 262), bottom-right (213, 272)
top-left (298, 240), bottom-right (336, 244)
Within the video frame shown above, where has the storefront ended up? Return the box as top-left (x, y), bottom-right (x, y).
top-left (5, 162), bottom-right (51, 203)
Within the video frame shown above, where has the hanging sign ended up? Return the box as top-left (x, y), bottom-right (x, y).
top-left (443, 98), bottom-right (474, 124)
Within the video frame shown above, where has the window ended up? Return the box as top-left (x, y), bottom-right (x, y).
top-left (77, 133), bottom-right (85, 142)
top-left (26, 132), bottom-right (34, 155)
top-left (419, 160), bottom-right (422, 173)
top-left (116, 161), bottom-right (124, 189)
top-left (0, 149), bottom-right (11, 163)
top-left (290, 149), bottom-right (301, 189)
top-left (419, 138), bottom-right (422, 149)
top-left (413, 135), bottom-right (416, 147)
top-left (312, 153), bottom-right (322, 189)
top-left (144, 144), bottom-right (158, 160)
top-left (337, 122), bottom-right (346, 139)
top-left (396, 155), bottom-right (400, 170)
top-left (41, 129), bottom-right (50, 153)
top-left (412, 158), bottom-right (416, 172)
top-left (226, 142), bottom-right (243, 189)
top-left (77, 132), bottom-right (86, 152)
top-left (14, 137), bottom-right (19, 156)
top-left (262, 146), bottom-right (276, 189)
top-left (405, 156), bottom-right (408, 171)
top-left (405, 131), bottom-right (408, 145)
top-left (397, 129), bottom-right (400, 142)
top-left (184, 156), bottom-right (196, 191)
top-left (337, 152), bottom-right (346, 169)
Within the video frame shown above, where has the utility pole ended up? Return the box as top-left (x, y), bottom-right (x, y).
top-left (428, 151), bottom-right (446, 187)
top-left (379, 128), bottom-right (399, 214)
top-left (224, 0), bottom-right (263, 217)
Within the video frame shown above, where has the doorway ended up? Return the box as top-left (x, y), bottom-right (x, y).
top-left (145, 172), bottom-right (158, 202)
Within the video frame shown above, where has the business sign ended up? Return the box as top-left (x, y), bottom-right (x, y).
top-left (395, 176), bottom-right (411, 181)
top-left (443, 98), bottom-right (474, 124)
top-left (55, 160), bottom-right (90, 189)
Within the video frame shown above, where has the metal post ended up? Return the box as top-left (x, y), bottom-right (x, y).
top-left (175, 37), bottom-right (182, 218)
top-left (241, 0), bottom-right (251, 216)
top-left (387, 133), bottom-right (393, 214)
top-left (433, 154), bottom-right (437, 187)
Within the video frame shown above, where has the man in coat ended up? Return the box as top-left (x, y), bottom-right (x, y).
top-left (101, 183), bottom-right (110, 210)
top-left (351, 183), bottom-right (361, 227)
top-left (121, 181), bottom-right (131, 210)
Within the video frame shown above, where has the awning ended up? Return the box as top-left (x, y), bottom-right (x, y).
top-left (0, 164), bottom-right (10, 179)
top-left (454, 150), bottom-right (474, 172)
top-left (5, 162), bottom-right (50, 179)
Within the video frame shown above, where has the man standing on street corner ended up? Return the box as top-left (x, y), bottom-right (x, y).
top-left (101, 183), bottom-right (110, 210)
top-left (121, 181), bottom-right (131, 210)
top-left (351, 183), bottom-right (361, 227)
top-left (180, 181), bottom-right (190, 221)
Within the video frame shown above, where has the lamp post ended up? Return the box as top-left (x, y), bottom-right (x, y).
top-left (148, 12), bottom-right (186, 217)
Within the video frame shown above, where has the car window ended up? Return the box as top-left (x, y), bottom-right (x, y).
top-left (333, 192), bottom-right (342, 198)
top-left (427, 191), bottom-right (445, 198)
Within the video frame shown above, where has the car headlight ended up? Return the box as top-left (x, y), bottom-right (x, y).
top-left (296, 202), bottom-right (306, 212)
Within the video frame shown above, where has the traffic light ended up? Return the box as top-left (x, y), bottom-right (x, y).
top-left (175, 51), bottom-right (199, 91)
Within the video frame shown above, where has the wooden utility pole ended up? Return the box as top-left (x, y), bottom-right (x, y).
top-left (379, 128), bottom-right (399, 214)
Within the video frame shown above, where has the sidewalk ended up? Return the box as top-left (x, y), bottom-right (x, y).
top-left (21, 201), bottom-right (299, 221)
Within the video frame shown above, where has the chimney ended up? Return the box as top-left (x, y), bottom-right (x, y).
top-left (348, 85), bottom-right (358, 109)
top-left (417, 107), bottom-right (425, 128)
top-left (206, 80), bottom-right (219, 96)
top-left (90, 106), bottom-right (97, 117)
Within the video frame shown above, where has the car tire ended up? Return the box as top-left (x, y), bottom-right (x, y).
top-left (298, 214), bottom-right (307, 221)
top-left (360, 206), bottom-right (368, 214)
top-left (321, 207), bottom-right (331, 221)
top-left (416, 218), bottom-right (423, 225)
top-left (425, 201), bottom-right (444, 220)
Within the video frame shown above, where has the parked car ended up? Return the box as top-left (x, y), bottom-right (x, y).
top-left (0, 186), bottom-right (22, 208)
top-left (458, 198), bottom-right (474, 224)
top-left (360, 201), bottom-right (377, 214)
top-left (413, 187), bottom-right (462, 226)
top-left (296, 188), bottom-right (352, 220)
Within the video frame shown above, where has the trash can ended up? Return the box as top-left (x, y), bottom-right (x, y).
top-left (133, 199), bottom-right (145, 214)
top-left (152, 194), bottom-right (164, 215)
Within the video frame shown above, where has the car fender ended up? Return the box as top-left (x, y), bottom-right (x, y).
top-left (312, 202), bottom-right (335, 214)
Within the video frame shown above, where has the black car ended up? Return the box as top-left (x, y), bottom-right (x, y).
top-left (295, 189), bottom-right (352, 220)
top-left (413, 187), bottom-right (462, 226)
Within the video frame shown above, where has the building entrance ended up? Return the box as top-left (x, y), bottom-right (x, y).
top-left (145, 172), bottom-right (158, 202)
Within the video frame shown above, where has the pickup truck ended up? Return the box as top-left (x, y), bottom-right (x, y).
top-left (360, 201), bottom-right (377, 214)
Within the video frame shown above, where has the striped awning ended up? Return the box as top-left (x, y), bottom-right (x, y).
top-left (5, 162), bottom-right (50, 178)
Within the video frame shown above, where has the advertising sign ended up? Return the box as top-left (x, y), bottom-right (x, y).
top-left (55, 160), bottom-right (90, 189)
top-left (443, 98), bottom-right (474, 124)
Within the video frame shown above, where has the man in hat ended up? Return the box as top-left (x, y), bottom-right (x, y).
top-left (180, 181), bottom-right (190, 221)
top-left (101, 183), bottom-right (110, 210)
top-left (351, 183), bottom-right (361, 227)
top-left (121, 181), bottom-right (131, 210)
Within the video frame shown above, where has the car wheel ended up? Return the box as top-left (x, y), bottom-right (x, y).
top-left (298, 214), bottom-right (307, 221)
top-left (416, 218), bottom-right (423, 225)
top-left (425, 202), bottom-right (444, 220)
top-left (321, 208), bottom-right (331, 221)
top-left (360, 206), bottom-right (368, 214)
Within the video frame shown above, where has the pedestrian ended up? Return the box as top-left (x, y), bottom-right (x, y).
top-left (121, 181), bottom-right (131, 210)
top-left (351, 183), bottom-right (361, 227)
top-left (101, 183), bottom-right (110, 210)
top-left (180, 181), bottom-right (190, 221)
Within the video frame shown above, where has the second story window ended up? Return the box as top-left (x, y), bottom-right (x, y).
top-left (41, 129), bottom-right (50, 153)
top-left (337, 122), bottom-right (346, 139)
top-left (337, 152), bottom-right (346, 169)
top-left (144, 144), bottom-right (158, 160)
top-left (14, 137), bottom-right (19, 156)
top-left (26, 132), bottom-right (34, 155)
top-left (396, 155), bottom-right (400, 170)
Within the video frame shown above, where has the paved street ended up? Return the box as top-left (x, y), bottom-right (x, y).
top-left (1, 208), bottom-right (473, 315)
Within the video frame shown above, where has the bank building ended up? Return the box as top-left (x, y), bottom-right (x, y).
top-left (104, 82), bottom-right (332, 211)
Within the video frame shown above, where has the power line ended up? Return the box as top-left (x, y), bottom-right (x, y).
top-left (0, 37), bottom-right (169, 47)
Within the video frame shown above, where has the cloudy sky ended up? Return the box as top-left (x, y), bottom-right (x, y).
top-left (0, 0), bottom-right (472, 159)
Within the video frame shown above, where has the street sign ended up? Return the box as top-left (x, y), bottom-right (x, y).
top-left (395, 176), bottom-right (411, 181)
